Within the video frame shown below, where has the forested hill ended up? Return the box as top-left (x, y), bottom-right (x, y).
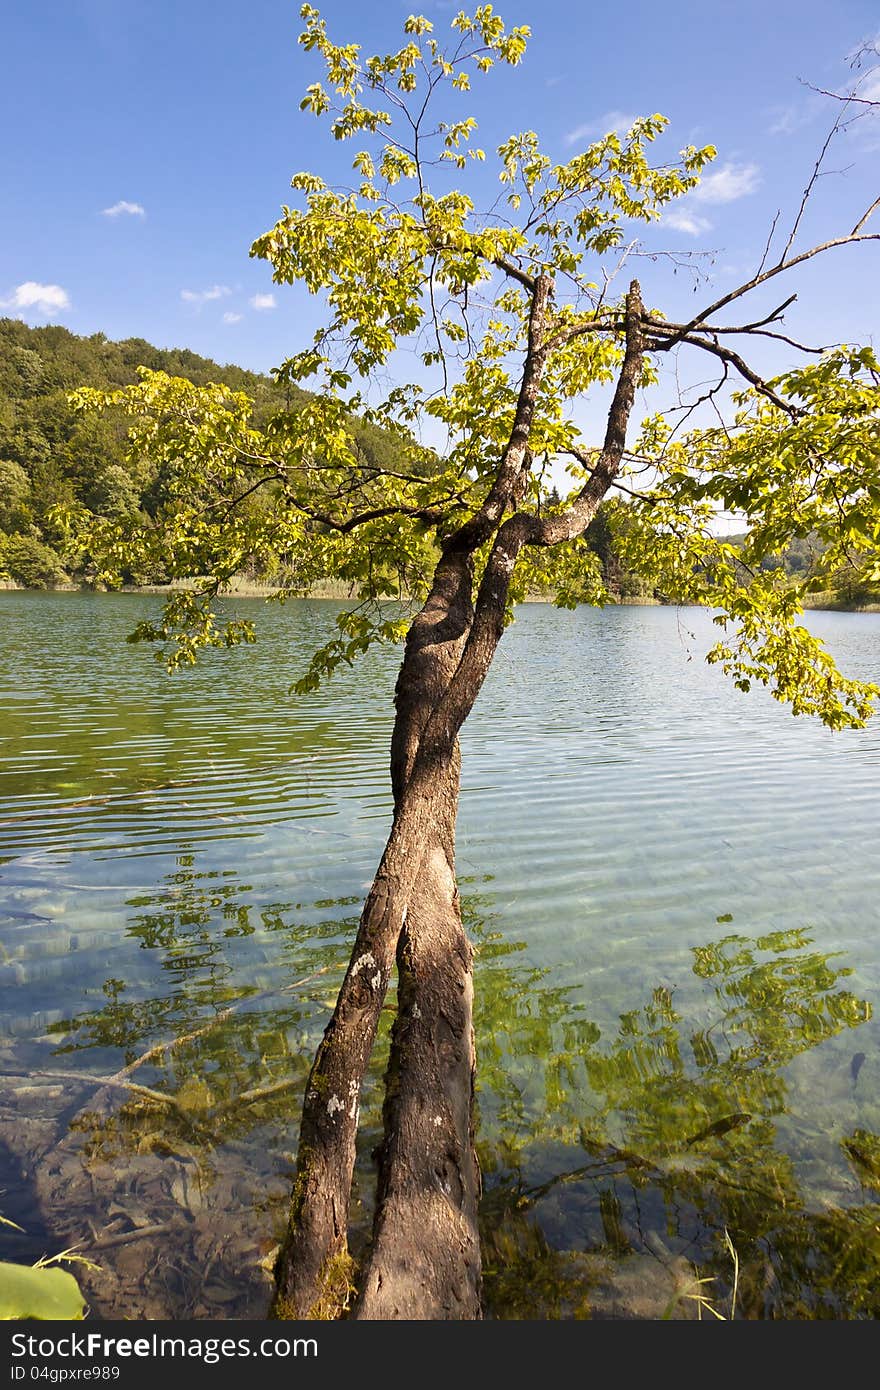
top-left (0, 318), bottom-right (403, 588)
top-left (0, 319), bottom-right (871, 609)
top-left (0, 318), bottom-right (646, 600)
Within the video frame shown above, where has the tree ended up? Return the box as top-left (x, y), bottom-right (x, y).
top-left (64, 6), bottom-right (880, 1319)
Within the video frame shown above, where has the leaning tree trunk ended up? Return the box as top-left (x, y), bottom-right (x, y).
top-left (271, 552), bottom-right (478, 1318)
top-left (270, 278), bottom-right (643, 1320)
top-left (354, 556), bottom-right (482, 1317)
top-left (354, 760), bottom-right (481, 1318)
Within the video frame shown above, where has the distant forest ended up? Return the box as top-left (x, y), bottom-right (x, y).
top-left (0, 318), bottom-right (873, 608)
top-left (0, 318), bottom-right (411, 590)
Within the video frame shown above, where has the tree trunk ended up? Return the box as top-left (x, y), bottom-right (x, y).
top-left (355, 756), bottom-right (481, 1319)
top-left (270, 278), bottom-right (644, 1320)
top-left (271, 553), bottom-right (476, 1318)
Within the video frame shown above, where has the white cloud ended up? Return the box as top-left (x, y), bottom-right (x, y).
top-left (564, 110), bottom-right (639, 147)
top-left (2, 281), bottom-right (70, 317)
top-left (663, 208), bottom-right (712, 237)
top-left (858, 72), bottom-right (880, 102)
top-left (101, 200), bottom-right (145, 218)
top-left (250, 292), bottom-right (276, 310)
top-left (767, 104), bottom-right (807, 137)
top-left (222, 311), bottom-right (243, 324)
top-left (180, 285), bottom-right (232, 305)
top-left (692, 161), bottom-right (760, 204)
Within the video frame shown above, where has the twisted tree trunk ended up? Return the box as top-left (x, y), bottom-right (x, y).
top-left (355, 767), bottom-right (480, 1318)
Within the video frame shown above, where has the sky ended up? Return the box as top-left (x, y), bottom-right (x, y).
top-left (2, 0), bottom-right (878, 445)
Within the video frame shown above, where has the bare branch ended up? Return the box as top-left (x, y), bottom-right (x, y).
top-left (645, 304), bottom-right (826, 355)
top-left (547, 312), bottom-right (623, 354)
top-left (802, 81), bottom-right (880, 110)
top-left (757, 209), bottom-right (781, 277)
top-left (852, 194), bottom-right (880, 237)
top-left (781, 107), bottom-right (849, 260)
top-left (647, 327), bottom-right (796, 413)
top-left (708, 293), bottom-right (797, 333)
top-left (205, 472), bottom-right (286, 516)
top-left (657, 362), bottom-right (732, 451)
top-left (656, 218), bottom-right (880, 353)
top-left (494, 255), bottom-right (536, 291)
top-left (290, 499), bottom-right (450, 535)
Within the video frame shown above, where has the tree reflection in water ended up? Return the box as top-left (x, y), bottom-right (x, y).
top-left (472, 903), bottom-right (877, 1319)
top-left (12, 865), bottom-right (876, 1319)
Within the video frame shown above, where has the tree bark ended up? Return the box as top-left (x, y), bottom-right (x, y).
top-left (355, 810), bottom-right (481, 1318)
top-left (270, 552), bottom-right (475, 1318)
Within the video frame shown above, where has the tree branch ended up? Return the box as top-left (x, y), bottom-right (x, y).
top-left (291, 500), bottom-right (450, 534)
top-left (494, 255), bottom-right (536, 291)
top-left (655, 220), bottom-right (880, 353)
top-left (527, 279), bottom-right (647, 545)
top-left (647, 328), bottom-right (797, 413)
top-left (442, 272), bottom-right (553, 556)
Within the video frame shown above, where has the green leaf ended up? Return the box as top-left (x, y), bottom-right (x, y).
top-left (0, 1261), bottom-right (87, 1320)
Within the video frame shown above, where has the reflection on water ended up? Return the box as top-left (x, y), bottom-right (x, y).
top-left (1, 593), bottom-right (879, 1317)
top-left (474, 916), bottom-right (878, 1318)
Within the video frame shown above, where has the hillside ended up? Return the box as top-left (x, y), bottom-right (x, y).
top-left (0, 320), bottom-right (647, 600)
top-left (0, 319), bottom-right (407, 588)
top-left (2, 320), bottom-right (869, 609)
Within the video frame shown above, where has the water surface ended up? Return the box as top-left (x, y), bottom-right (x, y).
top-left (1, 592), bottom-right (878, 1318)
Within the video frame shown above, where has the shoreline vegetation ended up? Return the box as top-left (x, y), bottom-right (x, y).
top-left (1, 577), bottom-right (879, 612)
top-left (2, 318), bottom-right (879, 614)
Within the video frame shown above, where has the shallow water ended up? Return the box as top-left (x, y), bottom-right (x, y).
top-left (1, 592), bottom-right (878, 1318)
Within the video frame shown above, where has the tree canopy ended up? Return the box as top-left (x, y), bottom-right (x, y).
top-left (58, 5), bottom-right (880, 731)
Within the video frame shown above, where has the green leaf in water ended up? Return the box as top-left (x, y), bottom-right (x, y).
top-left (0, 1261), bottom-right (86, 1320)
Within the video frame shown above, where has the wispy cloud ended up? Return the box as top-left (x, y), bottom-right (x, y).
top-left (2, 281), bottom-right (70, 317)
top-left (250, 293), bottom-right (276, 310)
top-left (222, 311), bottom-right (243, 324)
top-left (692, 161), bottom-right (760, 204)
top-left (181, 285), bottom-right (232, 305)
top-left (663, 208), bottom-right (712, 237)
top-left (857, 71), bottom-right (880, 102)
top-left (767, 104), bottom-right (810, 137)
top-left (101, 200), bottom-right (145, 218)
top-left (563, 110), bottom-right (639, 147)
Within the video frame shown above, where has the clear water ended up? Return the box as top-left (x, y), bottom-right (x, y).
top-left (1, 592), bottom-right (878, 1319)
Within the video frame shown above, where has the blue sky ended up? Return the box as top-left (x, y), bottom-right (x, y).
top-left (2, 0), bottom-right (878, 411)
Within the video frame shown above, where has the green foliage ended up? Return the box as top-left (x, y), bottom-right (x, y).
top-left (0, 316), bottom-right (303, 584)
top-left (0, 457), bottom-right (31, 532)
top-left (49, 4), bottom-right (880, 730)
top-left (0, 532), bottom-right (66, 588)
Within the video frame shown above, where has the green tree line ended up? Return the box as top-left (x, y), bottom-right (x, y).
top-left (1, 317), bottom-right (873, 610)
top-left (0, 318), bottom-right (418, 590)
top-left (0, 318), bottom-right (659, 600)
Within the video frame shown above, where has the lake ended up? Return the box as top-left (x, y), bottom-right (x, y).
top-left (1, 591), bottom-right (878, 1319)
